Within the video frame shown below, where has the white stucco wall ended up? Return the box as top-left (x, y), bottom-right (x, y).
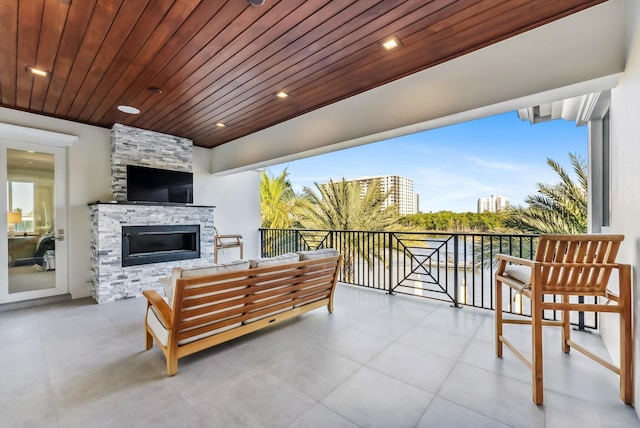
top-left (193, 146), bottom-right (261, 263)
top-left (0, 107), bottom-right (112, 300)
top-left (0, 111), bottom-right (262, 301)
top-left (606, 0), bottom-right (640, 410)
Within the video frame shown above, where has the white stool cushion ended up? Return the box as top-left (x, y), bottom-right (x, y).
top-left (503, 265), bottom-right (532, 290)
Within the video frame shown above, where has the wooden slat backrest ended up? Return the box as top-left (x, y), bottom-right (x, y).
top-left (534, 234), bottom-right (623, 295)
top-left (171, 256), bottom-right (340, 343)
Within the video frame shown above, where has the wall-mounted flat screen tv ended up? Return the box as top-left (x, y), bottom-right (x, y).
top-left (126, 165), bottom-right (193, 204)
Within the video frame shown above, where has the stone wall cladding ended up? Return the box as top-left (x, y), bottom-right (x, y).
top-left (111, 123), bottom-right (193, 201)
top-left (90, 203), bottom-right (215, 304)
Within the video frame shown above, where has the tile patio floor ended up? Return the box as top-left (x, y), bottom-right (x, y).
top-left (1, 283), bottom-right (638, 428)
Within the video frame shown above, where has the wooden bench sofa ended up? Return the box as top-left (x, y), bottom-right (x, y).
top-left (143, 249), bottom-right (342, 375)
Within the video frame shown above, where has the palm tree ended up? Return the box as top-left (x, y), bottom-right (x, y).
top-left (472, 153), bottom-right (586, 273)
top-left (505, 152), bottom-right (587, 234)
top-left (260, 169), bottom-right (308, 256)
top-left (260, 168), bottom-right (299, 229)
top-left (296, 179), bottom-right (399, 282)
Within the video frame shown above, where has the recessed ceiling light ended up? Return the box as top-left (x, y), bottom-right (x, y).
top-left (117, 105), bottom-right (140, 114)
top-left (382, 36), bottom-right (401, 50)
top-left (148, 87), bottom-right (162, 94)
top-left (216, 122), bottom-right (226, 128)
top-left (276, 91), bottom-right (288, 99)
top-left (26, 66), bottom-right (50, 78)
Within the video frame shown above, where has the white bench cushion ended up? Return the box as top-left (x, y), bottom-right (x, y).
top-left (146, 305), bottom-right (242, 347)
top-left (147, 305), bottom-right (170, 347)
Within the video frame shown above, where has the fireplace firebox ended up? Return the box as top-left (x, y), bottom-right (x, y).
top-left (122, 225), bottom-right (200, 267)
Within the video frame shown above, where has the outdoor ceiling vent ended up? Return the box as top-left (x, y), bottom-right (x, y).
top-left (248, 0), bottom-right (265, 6)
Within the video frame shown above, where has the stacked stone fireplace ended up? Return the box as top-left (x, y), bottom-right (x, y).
top-left (90, 124), bottom-right (214, 304)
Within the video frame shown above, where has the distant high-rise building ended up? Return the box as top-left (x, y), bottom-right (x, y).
top-left (340, 175), bottom-right (419, 215)
top-left (494, 195), bottom-right (510, 212)
top-left (477, 194), bottom-right (510, 213)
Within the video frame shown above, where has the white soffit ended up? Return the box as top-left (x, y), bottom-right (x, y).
top-left (211, 0), bottom-right (626, 175)
top-left (517, 90), bottom-right (612, 126)
top-left (0, 123), bottom-right (78, 147)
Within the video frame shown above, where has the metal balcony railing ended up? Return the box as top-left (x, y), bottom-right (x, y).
top-left (259, 228), bottom-right (597, 330)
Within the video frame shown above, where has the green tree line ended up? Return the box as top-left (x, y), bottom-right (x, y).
top-left (399, 211), bottom-right (507, 232)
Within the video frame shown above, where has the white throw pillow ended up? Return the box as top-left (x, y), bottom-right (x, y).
top-left (249, 253), bottom-right (299, 269)
top-left (180, 260), bottom-right (249, 278)
top-left (297, 248), bottom-right (339, 261)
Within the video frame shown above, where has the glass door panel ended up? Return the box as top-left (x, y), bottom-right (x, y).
top-left (7, 149), bottom-right (55, 294)
top-left (1, 143), bottom-right (67, 303)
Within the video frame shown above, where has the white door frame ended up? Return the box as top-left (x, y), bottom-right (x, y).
top-left (0, 124), bottom-right (77, 303)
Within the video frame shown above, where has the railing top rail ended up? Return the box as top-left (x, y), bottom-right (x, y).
top-left (260, 228), bottom-right (539, 239)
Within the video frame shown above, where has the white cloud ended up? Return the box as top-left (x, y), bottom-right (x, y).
top-left (467, 157), bottom-right (523, 171)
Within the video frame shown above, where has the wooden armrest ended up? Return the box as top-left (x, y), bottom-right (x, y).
top-left (142, 290), bottom-right (173, 329)
top-left (216, 234), bottom-right (242, 240)
top-left (495, 254), bottom-right (537, 267)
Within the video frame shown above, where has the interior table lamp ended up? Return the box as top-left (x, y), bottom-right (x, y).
top-left (7, 211), bottom-right (22, 238)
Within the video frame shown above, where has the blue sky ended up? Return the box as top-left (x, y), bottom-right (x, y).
top-left (266, 112), bottom-right (587, 213)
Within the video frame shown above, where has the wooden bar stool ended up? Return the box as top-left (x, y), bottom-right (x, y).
top-left (214, 227), bottom-right (243, 263)
top-left (495, 234), bottom-right (633, 405)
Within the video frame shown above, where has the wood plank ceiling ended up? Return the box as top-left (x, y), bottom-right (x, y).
top-left (0, 0), bottom-right (606, 149)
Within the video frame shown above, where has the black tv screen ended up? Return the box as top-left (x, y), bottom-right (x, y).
top-left (126, 165), bottom-right (193, 204)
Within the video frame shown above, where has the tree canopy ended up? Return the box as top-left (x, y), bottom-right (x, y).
top-left (296, 178), bottom-right (399, 231)
top-left (504, 152), bottom-right (587, 234)
top-left (260, 168), bottom-right (300, 229)
top-left (400, 211), bottom-right (506, 232)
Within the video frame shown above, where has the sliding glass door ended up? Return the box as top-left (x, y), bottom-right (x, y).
top-left (1, 141), bottom-right (67, 303)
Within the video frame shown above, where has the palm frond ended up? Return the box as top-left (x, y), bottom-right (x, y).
top-left (506, 152), bottom-right (587, 234)
top-left (260, 168), bottom-right (304, 229)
